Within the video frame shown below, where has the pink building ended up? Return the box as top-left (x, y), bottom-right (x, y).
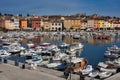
top-left (114, 22), bottom-right (120, 28)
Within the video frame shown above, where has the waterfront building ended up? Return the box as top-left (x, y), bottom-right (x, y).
top-left (0, 19), bottom-right (4, 29)
top-left (104, 21), bottom-right (110, 30)
top-left (64, 19), bottom-right (81, 31)
top-left (81, 20), bottom-right (87, 30)
top-left (50, 21), bottom-right (62, 31)
top-left (31, 18), bottom-right (41, 30)
top-left (94, 19), bottom-right (99, 30)
top-left (98, 20), bottom-right (105, 29)
top-left (72, 19), bottom-right (81, 30)
top-left (87, 19), bottom-right (94, 29)
top-left (27, 19), bottom-right (32, 29)
top-left (11, 17), bottom-right (20, 30)
top-left (114, 22), bottom-right (120, 28)
top-left (43, 20), bottom-right (51, 31)
top-left (3, 20), bottom-right (15, 30)
top-left (20, 19), bottom-right (27, 29)
top-left (64, 19), bottom-right (72, 30)
top-left (109, 21), bottom-right (114, 29)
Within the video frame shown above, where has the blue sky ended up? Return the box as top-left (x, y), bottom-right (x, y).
top-left (0, 0), bottom-right (120, 17)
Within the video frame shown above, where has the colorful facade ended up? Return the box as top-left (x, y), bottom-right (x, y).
top-left (20, 20), bottom-right (27, 29)
top-left (98, 20), bottom-right (104, 28)
top-left (64, 19), bottom-right (81, 30)
top-left (43, 20), bottom-right (51, 31)
top-left (72, 19), bottom-right (81, 30)
top-left (114, 22), bottom-right (120, 28)
top-left (50, 21), bottom-right (62, 31)
top-left (31, 18), bottom-right (41, 30)
top-left (94, 19), bottom-right (99, 29)
top-left (81, 21), bottom-right (87, 29)
top-left (4, 20), bottom-right (15, 30)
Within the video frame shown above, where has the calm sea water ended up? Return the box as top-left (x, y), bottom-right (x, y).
top-left (2, 34), bottom-right (120, 69)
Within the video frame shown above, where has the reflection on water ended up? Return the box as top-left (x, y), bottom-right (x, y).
top-left (21, 35), bottom-right (117, 45)
top-left (21, 34), bottom-right (120, 68)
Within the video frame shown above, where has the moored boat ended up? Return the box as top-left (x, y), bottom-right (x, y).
top-left (81, 65), bottom-right (93, 75)
top-left (88, 70), bottom-right (100, 78)
top-left (98, 71), bottom-right (112, 79)
top-left (66, 57), bottom-right (87, 73)
top-left (0, 50), bottom-right (11, 58)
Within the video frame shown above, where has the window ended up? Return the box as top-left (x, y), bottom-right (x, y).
top-left (59, 23), bottom-right (61, 25)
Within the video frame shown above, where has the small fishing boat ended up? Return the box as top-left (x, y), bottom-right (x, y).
top-left (66, 57), bottom-right (87, 73)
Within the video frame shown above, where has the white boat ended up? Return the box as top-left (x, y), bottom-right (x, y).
top-left (107, 45), bottom-right (120, 53)
top-left (88, 70), bottom-right (100, 78)
top-left (99, 71), bottom-right (112, 79)
top-left (104, 51), bottom-right (119, 58)
top-left (52, 52), bottom-right (67, 61)
top-left (27, 43), bottom-right (35, 48)
top-left (46, 62), bottom-right (62, 68)
top-left (73, 34), bottom-right (80, 39)
top-left (26, 54), bottom-right (43, 64)
top-left (0, 50), bottom-right (11, 58)
top-left (81, 65), bottom-right (93, 75)
top-left (100, 67), bottom-right (116, 73)
top-left (59, 43), bottom-right (70, 48)
top-left (69, 43), bottom-right (84, 52)
top-left (20, 49), bottom-right (33, 56)
top-left (98, 62), bottom-right (108, 68)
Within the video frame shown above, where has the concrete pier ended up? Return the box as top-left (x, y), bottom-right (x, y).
top-left (0, 63), bottom-right (65, 80)
top-left (0, 59), bottom-right (80, 80)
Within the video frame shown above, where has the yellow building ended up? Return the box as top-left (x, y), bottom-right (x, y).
top-left (98, 20), bottom-right (105, 28)
top-left (20, 20), bottom-right (27, 29)
top-left (64, 19), bottom-right (81, 30)
top-left (43, 21), bottom-right (51, 31)
top-left (109, 22), bottom-right (114, 29)
top-left (64, 20), bottom-right (72, 30)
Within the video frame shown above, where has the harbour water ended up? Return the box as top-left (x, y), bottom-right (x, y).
top-left (6, 32), bottom-right (120, 69)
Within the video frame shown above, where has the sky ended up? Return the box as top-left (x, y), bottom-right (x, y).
top-left (0, 0), bottom-right (120, 17)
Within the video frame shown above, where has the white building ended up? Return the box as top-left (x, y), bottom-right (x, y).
top-left (13, 18), bottom-right (20, 29)
top-left (87, 20), bottom-right (94, 28)
top-left (50, 21), bottom-right (62, 31)
top-left (104, 21), bottom-right (109, 28)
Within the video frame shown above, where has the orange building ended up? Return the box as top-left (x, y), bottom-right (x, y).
top-left (20, 19), bottom-right (27, 29)
top-left (64, 19), bottom-right (81, 30)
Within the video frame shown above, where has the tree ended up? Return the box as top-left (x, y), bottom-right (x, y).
top-left (0, 12), bottom-right (2, 16)
top-left (18, 14), bottom-right (22, 17)
top-left (27, 13), bottom-right (30, 17)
